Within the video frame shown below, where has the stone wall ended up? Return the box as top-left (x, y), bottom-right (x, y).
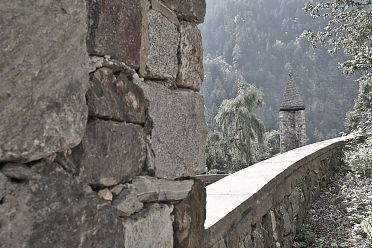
top-left (0, 0), bottom-right (207, 247)
top-left (204, 136), bottom-right (353, 248)
top-left (279, 110), bottom-right (307, 153)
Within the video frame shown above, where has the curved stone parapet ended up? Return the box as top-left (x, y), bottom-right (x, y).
top-left (205, 135), bottom-right (356, 248)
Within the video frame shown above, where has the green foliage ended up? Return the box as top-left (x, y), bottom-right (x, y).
top-left (302, 0), bottom-right (372, 79)
top-left (346, 78), bottom-right (372, 132)
top-left (252, 130), bottom-right (281, 163)
top-left (303, 1), bottom-right (372, 177)
top-left (345, 137), bottom-right (372, 176)
top-left (206, 86), bottom-right (265, 172)
top-left (361, 219), bottom-right (372, 239)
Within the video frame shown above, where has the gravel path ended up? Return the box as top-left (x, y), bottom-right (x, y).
top-left (293, 171), bottom-right (372, 248)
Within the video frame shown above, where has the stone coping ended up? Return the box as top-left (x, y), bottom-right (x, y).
top-left (204, 134), bottom-right (355, 230)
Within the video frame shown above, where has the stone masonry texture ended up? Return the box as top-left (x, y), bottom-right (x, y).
top-left (0, 161), bottom-right (126, 248)
top-left (0, 0), bottom-right (89, 162)
top-left (87, 68), bottom-right (146, 124)
top-left (135, 80), bottom-right (207, 179)
top-left (177, 21), bottom-right (204, 91)
top-left (1, 0), bottom-right (207, 247)
top-left (86, 0), bottom-right (144, 68)
top-left (279, 110), bottom-right (306, 153)
top-left (75, 120), bottom-right (146, 187)
top-left (161, 0), bottom-right (206, 24)
top-left (140, 10), bottom-right (180, 80)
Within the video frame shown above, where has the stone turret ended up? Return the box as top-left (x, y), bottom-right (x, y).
top-left (279, 72), bottom-right (306, 153)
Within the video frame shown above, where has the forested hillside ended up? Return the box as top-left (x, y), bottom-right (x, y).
top-left (200, 0), bottom-right (358, 142)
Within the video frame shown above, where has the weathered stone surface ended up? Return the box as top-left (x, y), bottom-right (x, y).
top-left (111, 184), bottom-right (126, 196)
top-left (74, 120), bottom-right (146, 186)
top-left (87, 68), bottom-right (146, 124)
top-left (135, 81), bottom-right (207, 179)
top-left (98, 188), bottom-right (113, 201)
top-left (0, 172), bottom-right (8, 200)
top-left (161, 0), bottom-right (206, 23)
top-left (133, 176), bottom-right (194, 202)
top-left (88, 56), bottom-right (137, 74)
top-left (0, 0), bottom-right (89, 162)
top-left (1, 163), bottom-right (41, 180)
top-left (173, 179), bottom-right (206, 248)
top-left (140, 10), bottom-right (180, 80)
top-left (123, 204), bottom-right (174, 248)
top-left (0, 162), bottom-right (125, 247)
top-left (114, 189), bottom-right (144, 217)
top-left (252, 222), bottom-right (265, 248)
top-left (116, 176), bottom-right (194, 204)
top-left (177, 22), bottom-right (204, 91)
top-left (150, 0), bottom-right (180, 26)
top-left (86, 0), bottom-right (145, 68)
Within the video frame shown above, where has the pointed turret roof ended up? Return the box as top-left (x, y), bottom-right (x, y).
top-left (280, 72), bottom-right (305, 111)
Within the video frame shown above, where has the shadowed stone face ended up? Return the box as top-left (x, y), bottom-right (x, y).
top-left (87, 68), bottom-right (146, 124)
top-left (86, 0), bottom-right (145, 68)
top-left (161, 0), bottom-right (206, 23)
top-left (122, 204), bottom-right (174, 248)
top-left (0, 0), bottom-right (89, 162)
top-left (0, 162), bottom-right (126, 248)
top-left (74, 120), bottom-right (146, 187)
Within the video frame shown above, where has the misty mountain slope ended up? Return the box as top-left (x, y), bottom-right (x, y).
top-left (200, 0), bottom-right (358, 142)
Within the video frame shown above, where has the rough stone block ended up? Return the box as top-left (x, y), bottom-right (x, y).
top-left (177, 22), bottom-right (204, 91)
top-left (123, 204), bottom-right (174, 248)
top-left (0, 162), bottom-right (125, 248)
top-left (134, 80), bottom-right (207, 179)
top-left (87, 68), bottom-right (146, 124)
top-left (86, 0), bottom-right (145, 68)
top-left (140, 10), bottom-right (180, 80)
top-left (133, 176), bottom-right (194, 202)
top-left (114, 189), bottom-right (144, 217)
top-left (0, 0), bottom-right (89, 162)
top-left (150, 0), bottom-right (180, 26)
top-left (173, 179), bottom-right (206, 248)
top-left (0, 172), bottom-right (8, 201)
top-left (74, 120), bottom-right (146, 186)
top-left (1, 162), bottom-right (41, 180)
top-left (161, 0), bottom-right (206, 23)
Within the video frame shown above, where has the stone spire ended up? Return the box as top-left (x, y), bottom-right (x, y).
top-left (280, 72), bottom-right (305, 111)
top-left (279, 71), bottom-right (306, 153)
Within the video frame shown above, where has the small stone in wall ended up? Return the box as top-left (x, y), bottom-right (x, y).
top-left (98, 188), bottom-right (113, 201)
top-left (1, 163), bottom-right (41, 181)
top-left (116, 176), bottom-right (194, 204)
top-left (113, 189), bottom-right (144, 217)
top-left (161, 0), bottom-right (206, 24)
top-left (122, 204), bottom-right (174, 248)
top-left (177, 22), bottom-right (204, 91)
top-left (111, 184), bottom-right (126, 196)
